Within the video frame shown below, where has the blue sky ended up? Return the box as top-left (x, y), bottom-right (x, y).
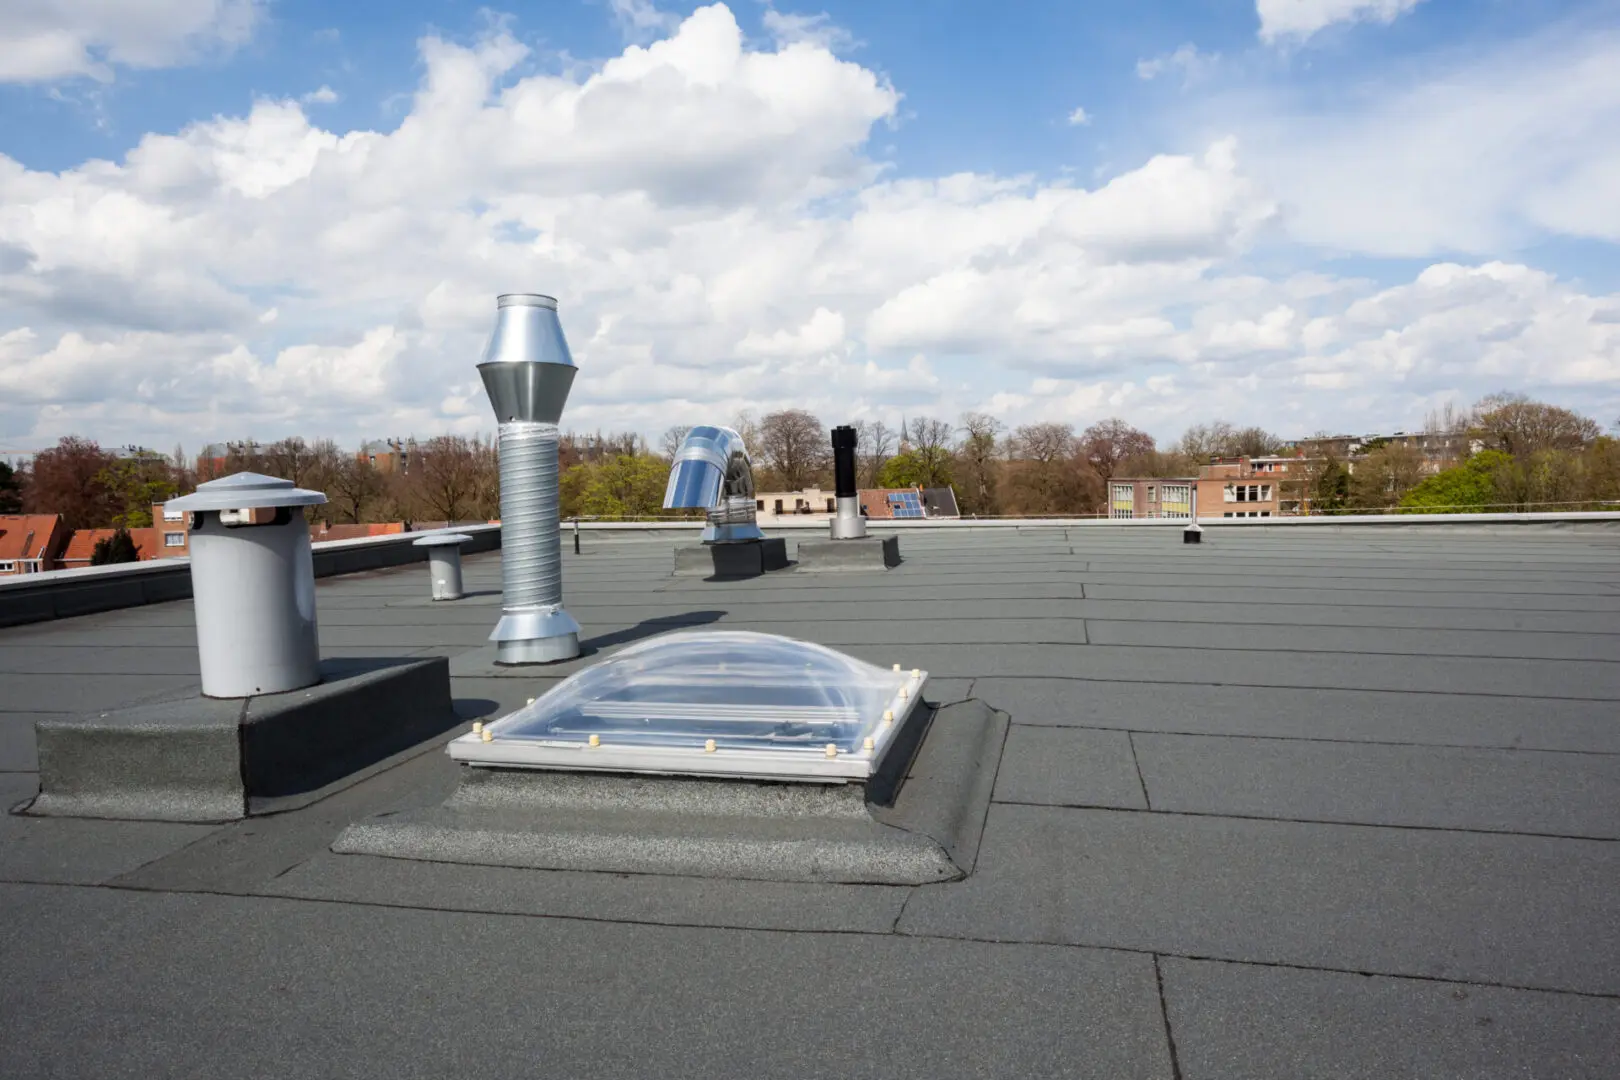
top-left (0, 0), bottom-right (1617, 452)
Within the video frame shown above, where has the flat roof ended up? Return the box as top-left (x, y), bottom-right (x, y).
top-left (4, 523), bottom-right (1619, 1077)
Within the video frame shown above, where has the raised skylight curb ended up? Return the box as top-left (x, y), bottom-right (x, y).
top-left (333, 699), bottom-right (1006, 885)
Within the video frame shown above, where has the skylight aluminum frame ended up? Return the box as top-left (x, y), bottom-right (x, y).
top-left (447, 671), bottom-right (930, 783)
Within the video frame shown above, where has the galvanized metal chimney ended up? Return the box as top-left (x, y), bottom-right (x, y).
top-left (479, 294), bottom-right (581, 664)
top-left (829, 425), bottom-right (867, 539)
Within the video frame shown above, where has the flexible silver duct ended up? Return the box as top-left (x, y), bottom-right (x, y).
top-left (479, 294), bottom-right (581, 664)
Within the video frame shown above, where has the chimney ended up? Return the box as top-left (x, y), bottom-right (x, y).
top-left (829, 425), bottom-right (866, 539)
top-left (478, 294), bottom-right (581, 665)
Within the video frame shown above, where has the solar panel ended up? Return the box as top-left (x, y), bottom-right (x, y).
top-left (888, 491), bottom-right (924, 518)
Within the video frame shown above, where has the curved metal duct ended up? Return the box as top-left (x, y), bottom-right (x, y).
top-left (664, 425), bottom-right (764, 544)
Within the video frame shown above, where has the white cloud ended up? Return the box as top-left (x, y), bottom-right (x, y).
top-left (761, 9), bottom-right (856, 52)
top-left (1236, 27), bottom-right (1620, 254)
top-left (1135, 44), bottom-right (1217, 85)
top-left (607, 0), bottom-right (681, 42)
top-left (1256, 0), bottom-right (1424, 43)
top-left (0, 2), bottom-right (1616, 452)
top-left (0, 0), bottom-right (263, 83)
top-left (301, 85), bottom-right (339, 105)
top-left (1066, 106), bottom-right (1090, 126)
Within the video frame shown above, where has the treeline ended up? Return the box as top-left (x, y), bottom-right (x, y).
top-left (8, 392), bottom-right (1614, 527)
top-left (1301, 393), bottom-right (1620, 514)
top-left (663, 411), bottom-right (1284, 517)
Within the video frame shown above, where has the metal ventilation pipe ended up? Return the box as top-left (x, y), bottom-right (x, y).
top-left (478, 294), bottom-right (581, 665)
top-left (663, 426), bottom-right (764, 544)
top-left (829, 425), bottom-right (867, 539)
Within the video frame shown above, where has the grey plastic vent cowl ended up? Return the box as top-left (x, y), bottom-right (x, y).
top-left (166, 472), bottom-right (328, 698)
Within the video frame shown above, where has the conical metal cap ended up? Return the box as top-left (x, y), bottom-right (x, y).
top-left (478, 294), bottom-right (577, 424)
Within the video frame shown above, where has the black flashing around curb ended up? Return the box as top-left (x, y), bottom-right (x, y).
top-left (331, 699), bottom-right (1009, 885)
top-left (794, 535), bottom-right (903, 572)
top-left (672, 537), bottom-right (790, 579)
top-left (25, 657), bottom-right (459, 822)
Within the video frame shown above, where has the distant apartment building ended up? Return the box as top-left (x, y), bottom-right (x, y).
top-left (153, 502), bottom-right (191, 558)
top-left (753, 486), bottom-right (959, 525)
top-left (359, 439), bottom-right (410, 474)
top-left (0, 514), bottom-right (68, 575)
top-left (1110, 456), bottom-right (1307, 520)
top-left (1295, 431), bottom-right (1481, 475)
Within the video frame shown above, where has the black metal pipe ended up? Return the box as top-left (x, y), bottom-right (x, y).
top-left (832, 425), bottom-right (858, 498)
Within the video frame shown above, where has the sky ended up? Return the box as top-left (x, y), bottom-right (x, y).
top-left (0, 0), bottom-right (1617, 456)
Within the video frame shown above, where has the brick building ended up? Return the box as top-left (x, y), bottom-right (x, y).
top-left (0, 514), bottom-right (67, 576)
top-left (753, 486), bottom-right (958, 524)
top-left (1110, 456), bottom-right (1309, 520)
top-left (55, 528), bottom-right (158, 569)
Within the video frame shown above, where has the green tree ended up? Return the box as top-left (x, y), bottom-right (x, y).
top-left (876, 452), bottom-right (937, 489)
top-left (1399, 450), bottom-right (1513, 513)
top-left (95, 453), bottom-right (180, 528)
top-left (571, 454), bottom-right (672, 519)
top-left (90, 527), bottom-right (140, 565)
top-left (1306, 456), bottom-right (1351, 513)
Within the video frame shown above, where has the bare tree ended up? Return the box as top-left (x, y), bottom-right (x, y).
top-left (327, 456), bottom-right (388, 524)
top-left (410, 435), bottom-right (482, 521)
top-left (855, 420), bottom-right (896, 488)
top-left (757, 409), bottom-right (828, 490)
top-left (660, 425), bottom-right (693, 460)
top-left (1080, 418), bottom-right (1155, 486)
top-left (730, 410), bottom-right (761, 455)
top-left (1009, 422), bottom-right (1084, 514)
top-left (262, 437), bottom-right (320, 487)
top-left (1424, 402), bottom-right (1469, 434)
top-left (905, 417), bottom-right (955, 488)
top-left (956, 412), bottom-right (1002, 516)
top-left (1470, 392), bottom-right (1600, 457)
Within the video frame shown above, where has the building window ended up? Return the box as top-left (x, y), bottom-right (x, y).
top-left (1261, 485), bottom-right (1272, 501)
top-left (1224, 484), bottom-right (1237, 503)
top-left (368, 454), bottom-right (377, 465)
top-left (756, 500), bottom-right (765, 511)
top-left (162, 508), bottom-right (183, 522)
top-left (1261, 511), bottom-right (1271, 518)
top-left (1146, 485), bottom-right (1156, 501)
top-left (1109, 484), bottom-right (1135, 520)
top-left (1159, 484), bottom-right (1191, 519)
top-left (774, 500), bottom-right (784, 514)
top-left (826, 499), bottom-right (835, 513)
top-left (0, 561), bottom-right (13, 572)
top-left (164, 532), bottom-right (186, 547)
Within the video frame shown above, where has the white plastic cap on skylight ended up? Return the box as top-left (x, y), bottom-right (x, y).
top-left (447, 631), bottom-right (928, 782)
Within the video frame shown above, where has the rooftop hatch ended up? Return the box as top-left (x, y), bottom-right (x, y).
top-left (447, 630), bottom-right (929, 781)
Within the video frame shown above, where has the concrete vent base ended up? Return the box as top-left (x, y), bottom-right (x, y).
top-left (795, 535), bottom-right (902, 572)
top-left (25, 658), bottom-right (458, 823)
top-left (672, 538), bottom-right (789, 579)
top-left (333, 700), bottom-right (1007, 885)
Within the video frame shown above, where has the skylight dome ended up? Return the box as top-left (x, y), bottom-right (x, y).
top-left (447, 631), bottom-right (929, 781)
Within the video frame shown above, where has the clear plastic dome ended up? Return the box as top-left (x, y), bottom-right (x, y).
top-left (447, 631), bottom-right (929, 781)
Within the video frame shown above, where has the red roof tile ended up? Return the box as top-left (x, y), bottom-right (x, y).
top-left (0, 515), bottom-right (65, 562)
